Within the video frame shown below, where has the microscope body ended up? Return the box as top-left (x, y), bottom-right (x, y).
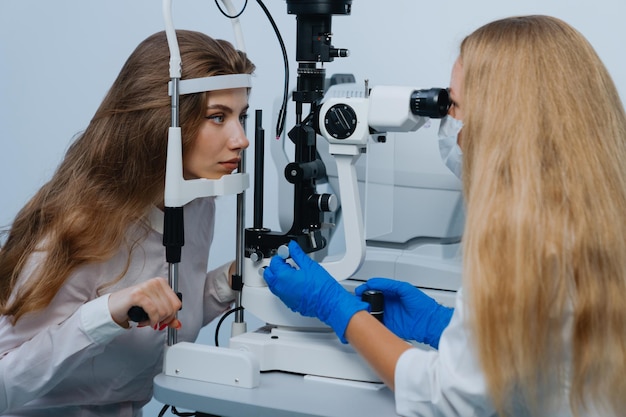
top-left (166, 0), bottom-right (461, 386)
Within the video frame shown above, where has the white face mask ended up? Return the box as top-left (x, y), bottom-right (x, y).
top-left (438, 115), bottom-right (464, 179)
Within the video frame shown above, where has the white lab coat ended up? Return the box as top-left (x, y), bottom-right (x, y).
top-left (394, 288), bottom-right (584, 417)
top-left (0, 197), bottom-right (235, 416)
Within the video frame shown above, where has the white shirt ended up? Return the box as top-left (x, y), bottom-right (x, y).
top-left (394, 288), bottom-right (581, 417)
top-left (0, 197), bottom-right (236, 416)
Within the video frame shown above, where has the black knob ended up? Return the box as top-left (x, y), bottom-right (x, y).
top-left (323, 103), bottom-right (358, 139)
top-left (127, 292), bottom-right (183, 323)
top-left (361, 289), bottom-right (384, 323)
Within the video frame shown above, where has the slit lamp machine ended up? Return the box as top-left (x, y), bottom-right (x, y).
top-left (139, 0), bottom-right (463, 389)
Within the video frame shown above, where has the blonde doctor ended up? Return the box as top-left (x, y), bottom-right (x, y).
top-left (264, 15), bottom-right (626, 417)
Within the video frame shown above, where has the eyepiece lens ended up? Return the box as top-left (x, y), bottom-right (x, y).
top-left (410, 88), bottom-right (450, 118)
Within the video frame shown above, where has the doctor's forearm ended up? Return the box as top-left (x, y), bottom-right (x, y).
top-left (344, 311), bottom-right (412, 391)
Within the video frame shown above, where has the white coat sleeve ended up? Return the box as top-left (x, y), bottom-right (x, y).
top-left (0, 294), bottom-right (126, 413)
top-left (394, 289), bottom-right (497, 417)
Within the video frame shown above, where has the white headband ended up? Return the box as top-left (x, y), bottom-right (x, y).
top-left (168, 73), bottom-right (252, 96)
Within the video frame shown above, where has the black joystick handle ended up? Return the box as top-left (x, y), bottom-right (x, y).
top-left (361, 289), bottom-right (384, 323)
top-left (127, 306), bottom-right (150, 323)
top-left (127, 292), bottom-right (183, 323)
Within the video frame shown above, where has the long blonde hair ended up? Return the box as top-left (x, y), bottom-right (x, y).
top-left (460, 15), bottom-right (626, 415)
top-left (0, 30), bottom-right (255, 322)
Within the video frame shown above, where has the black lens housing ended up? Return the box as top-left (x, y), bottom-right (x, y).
top-left (410, 88), bottom-right (450, 118)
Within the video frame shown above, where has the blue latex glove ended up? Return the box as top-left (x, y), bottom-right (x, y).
top-left (355, 278), bottom-right (453, 349)
top-left (263, 241), bottom-right (369, 343)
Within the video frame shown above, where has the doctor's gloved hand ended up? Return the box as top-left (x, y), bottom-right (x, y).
top-left (355, 278), bottom-right (453, 349)
top-left (263, 241), bottom-right (369, 343)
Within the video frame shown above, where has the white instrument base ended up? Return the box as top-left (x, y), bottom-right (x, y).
top-left (163, 342), bottom-right (260, 388)
top-left (229, 326), bottom-right (381, 383)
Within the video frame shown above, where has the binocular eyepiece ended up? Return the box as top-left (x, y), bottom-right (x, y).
top-left (410, 88), bottom-right (450, 119)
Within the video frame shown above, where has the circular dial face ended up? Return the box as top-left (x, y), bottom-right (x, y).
top-left (323, 104), bottom-right (358, 139)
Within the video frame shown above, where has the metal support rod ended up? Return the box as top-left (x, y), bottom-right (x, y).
top-left (170, 78), bottom-right (180, 126)
top-left (253, 110), bottom-right (265, 229)
top-left (166, 76), bottom-right (181, 346)
top-left (234, 149), bottom-right (246, 324)
top-left (167, 263), bottom-right (179, 345)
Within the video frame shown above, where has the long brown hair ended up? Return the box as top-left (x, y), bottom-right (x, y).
top-left (460, 15), bottom-right (626, 415)
top-left (0, 30), bottom-right (255, 322)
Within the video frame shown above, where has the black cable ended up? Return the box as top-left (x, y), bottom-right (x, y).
top-left (158, 404), bottom-right (170, 417)
top-left (214, 306), bottom-right (245, 346)
top-left (214, 0), bottom-right (248, 19)
top-left (256, 0), bottom-right (290, 140)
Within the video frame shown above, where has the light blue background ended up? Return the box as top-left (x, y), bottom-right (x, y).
top-left (1, 1), bottom-right (625, 415)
